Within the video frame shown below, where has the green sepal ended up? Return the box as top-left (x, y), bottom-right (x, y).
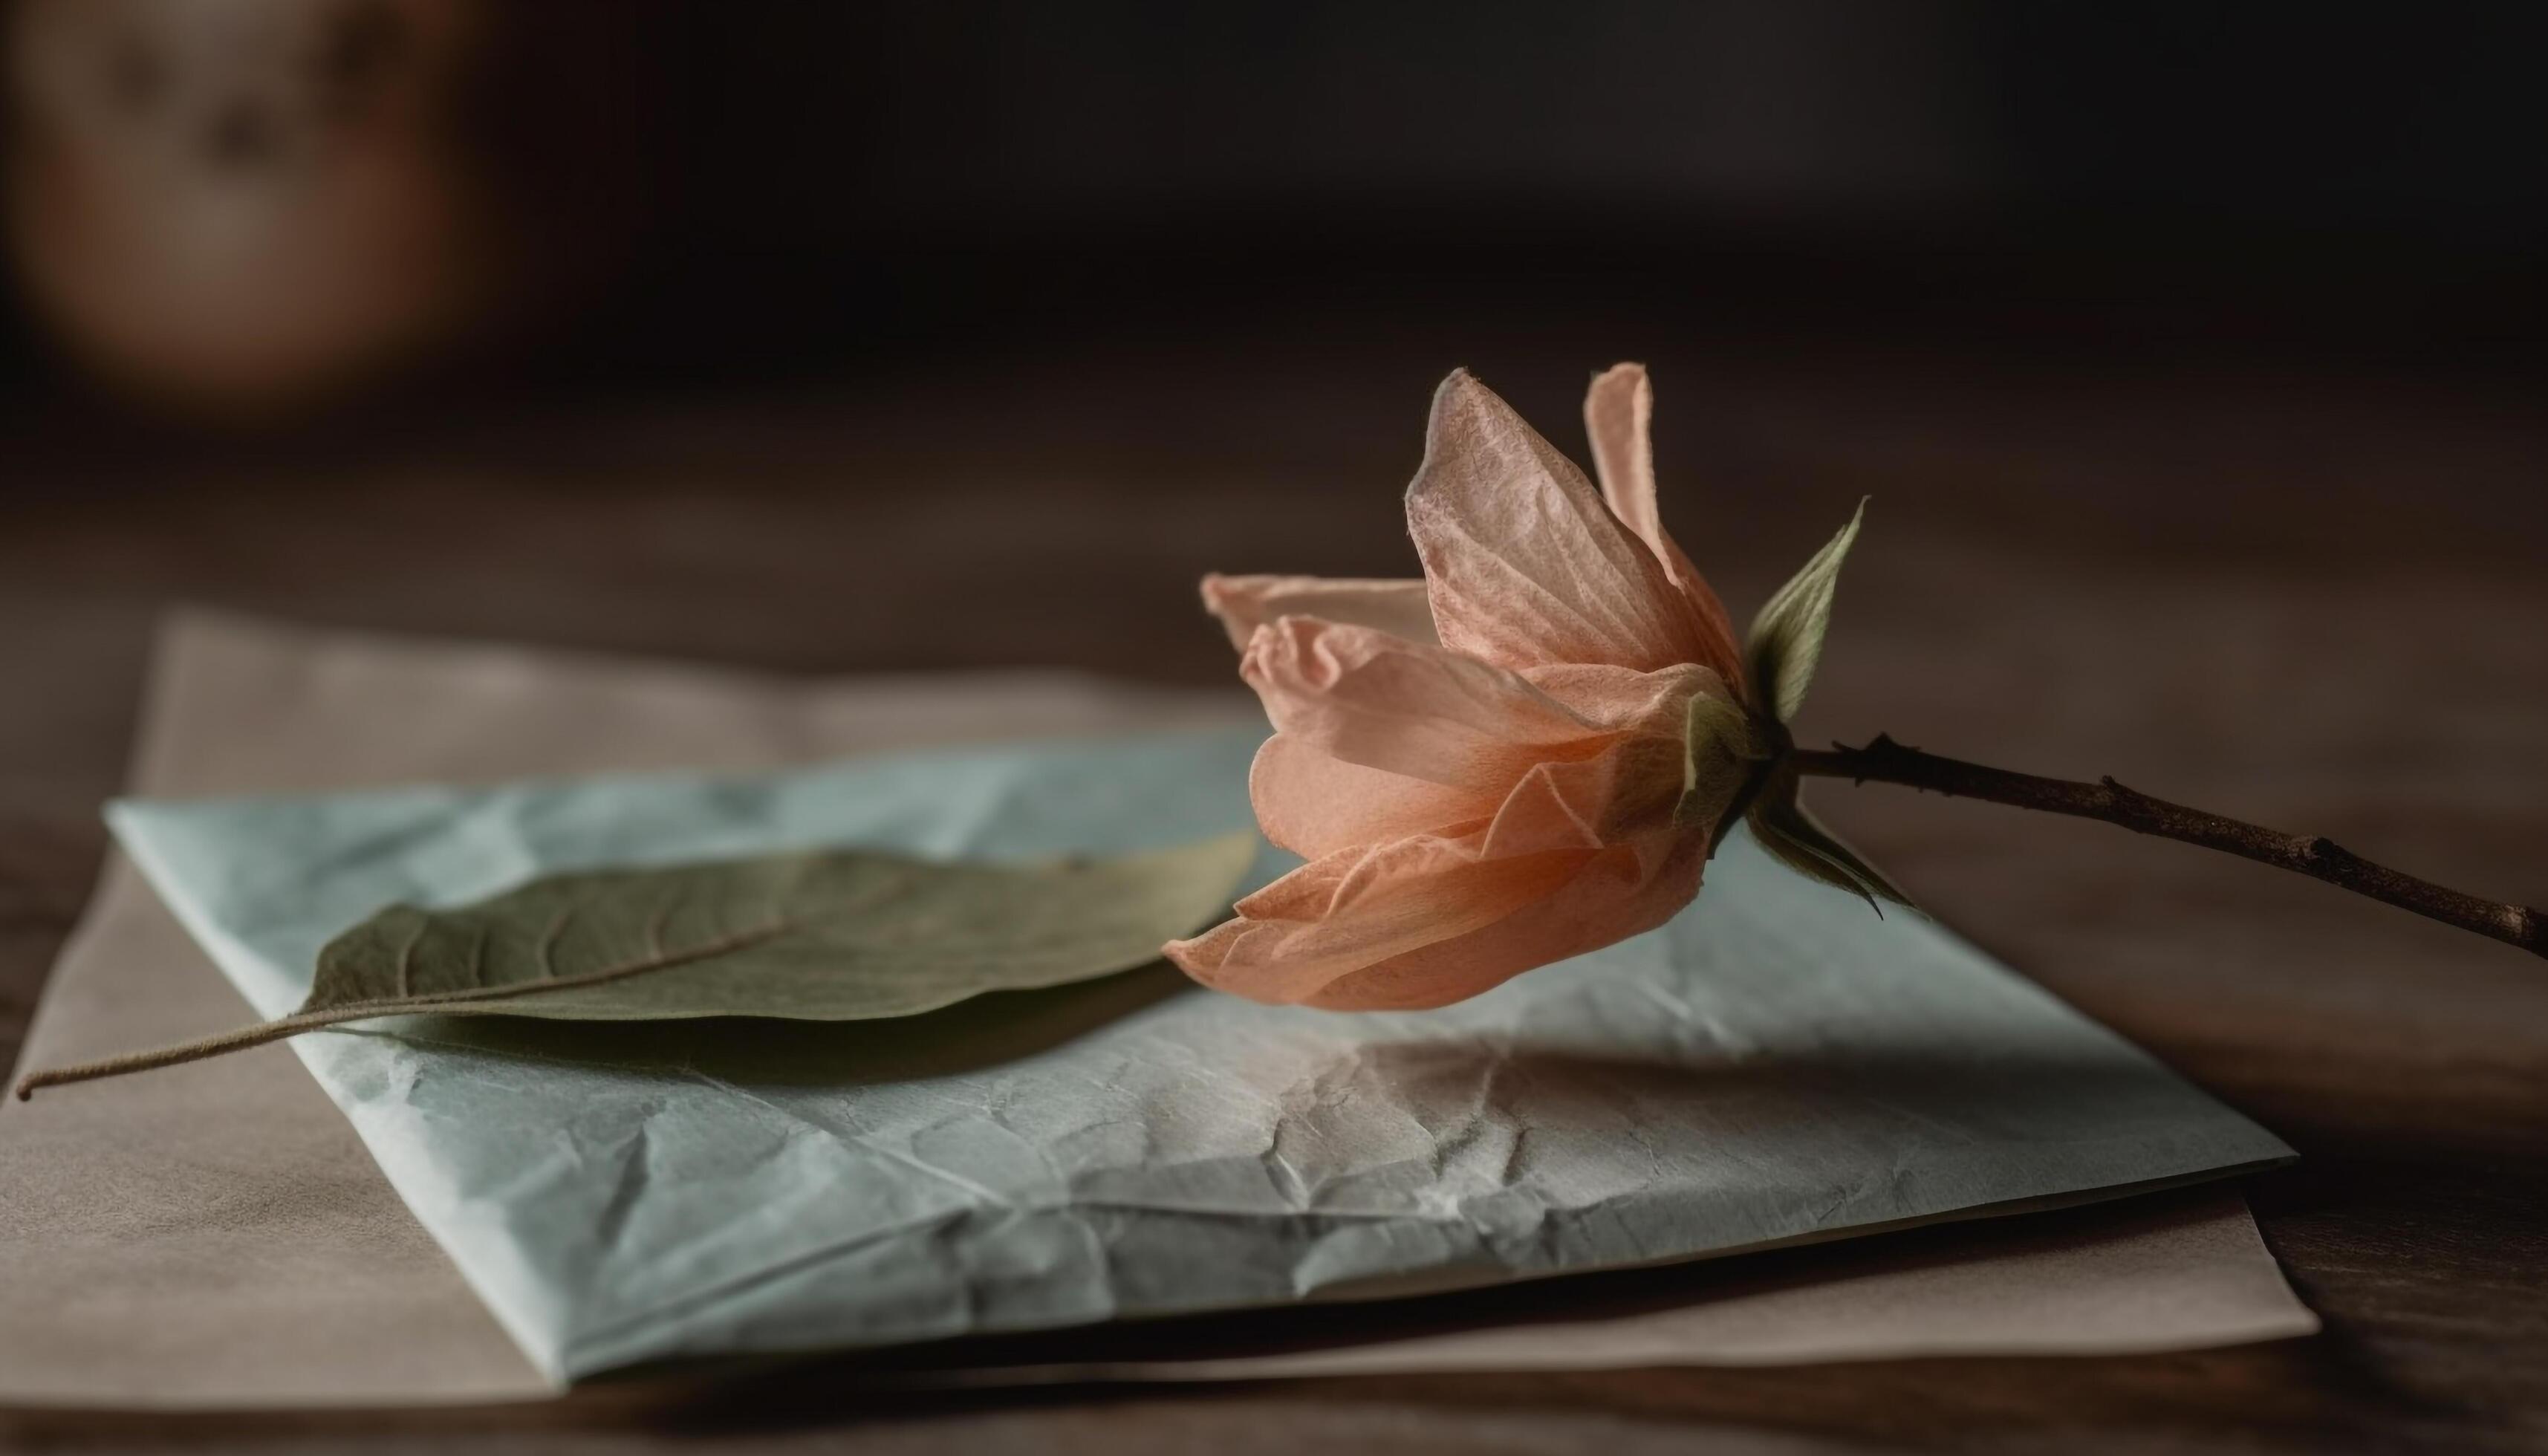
top-left (1745, 498), bottom-right (1867, 725)
top-left (1745, 759), bottom-right (1912, 911)
top-left (1677, 689), bottom-right (1775, 839)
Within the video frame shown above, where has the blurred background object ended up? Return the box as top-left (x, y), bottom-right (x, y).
top-left (3, 0), bottom-right (656, 417)
top-left (3, 0), bottom-right (2541, 415)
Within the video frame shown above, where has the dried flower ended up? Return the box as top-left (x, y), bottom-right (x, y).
top-left (1168, 365), bottom-right (1879, 1010)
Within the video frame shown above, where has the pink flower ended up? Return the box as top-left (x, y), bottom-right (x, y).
top-left (1165, 365), bottom-right (1755, 1010)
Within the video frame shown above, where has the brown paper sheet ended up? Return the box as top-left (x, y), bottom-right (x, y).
top-left (0, 611), bottom-right (2315, 1410)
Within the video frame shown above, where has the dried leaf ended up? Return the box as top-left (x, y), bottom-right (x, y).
top-left (16, 833), bottom-right (1259, 1096)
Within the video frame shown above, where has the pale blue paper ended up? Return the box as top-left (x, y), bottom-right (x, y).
top-left (108, 727), bottom-right (2292, 1383)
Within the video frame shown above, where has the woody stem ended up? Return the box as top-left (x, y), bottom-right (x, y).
top-left (1790, 734), bottom-right (2547, 959)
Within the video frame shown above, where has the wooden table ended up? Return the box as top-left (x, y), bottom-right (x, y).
top-left (3, 324), bottom-right (2542, 1452)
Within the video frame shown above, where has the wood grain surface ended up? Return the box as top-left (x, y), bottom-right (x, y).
top-left (2, 328), bottom-right (2543, 1453)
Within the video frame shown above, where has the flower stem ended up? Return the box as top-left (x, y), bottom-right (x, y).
top-left (1791, 734), bottom-right (2547, 958)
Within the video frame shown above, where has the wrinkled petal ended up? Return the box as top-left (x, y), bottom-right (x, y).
top-left (1584, 363), bottom-right (1744, 686)
top-left (1584, 363), bottom-right (1663, 548)
top-left (1168, 825), bottom-right (1706, 1010)
top-left (1165, 828), bottom-right (1593, 1005)
top-left (1247, 732), bottom-right (1489, 859)
top-left (1304, 830), bottom-right (1706, 1010)
top-left (1407, 370), bottom-right (1713, 675)
top-left (1480, 732), bottom-right (1686, 859)
top-left (1200, 573), bottom-right (1437, 650)
top-left (1521, 660), bottom-right (1727, 736)
top-left (1241, 617), bottom-right (1606, 794)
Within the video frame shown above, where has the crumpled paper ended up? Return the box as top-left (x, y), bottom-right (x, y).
top-left (911, 1181), bottom-right (2313, 1382)
top-left (105, 703), bottom-right (2296, 1383)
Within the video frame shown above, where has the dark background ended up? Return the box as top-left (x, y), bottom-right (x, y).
top-left (3, 1), bottom-right (2544, 412)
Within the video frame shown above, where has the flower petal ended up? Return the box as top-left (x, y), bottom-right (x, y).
top-left (1167, 825), bottom-right (1706, 1010)
top-left (1584, 363), bottom-right (1663, 547)
top-left (1240, 617), bottom-right (1603, 794)
top-left (1200, 573), bottom-right (1437, 651)
top-left (1521, 660), bottom-right (1727, 736)
top-left (1301, 831), bottom-right (1706, 1010)
top-left (1247, 732), bottom-right (1491, 859)
top-left (1478, 732), bottom-right (1687, 859)
top-left (1164, 828), bottom-right (1592, 1005)
top-left (1407, 370), bottom-right (1713, 675)
top-left (1583, 363), bottom-right (1744, 687)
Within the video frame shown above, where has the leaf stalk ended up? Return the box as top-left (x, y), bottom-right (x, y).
top-left (13, 920), bottom-right (793, 1100)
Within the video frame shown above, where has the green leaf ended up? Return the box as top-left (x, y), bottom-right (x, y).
top-left (15, 833), bottom-right (1259, 1097)
top-left (1745, 498), bottom-right (1867, 724)
top-left (311, 832), bottom-right (1261, 1022)
top-left (1746, 762), bottom-right (1911, 911)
